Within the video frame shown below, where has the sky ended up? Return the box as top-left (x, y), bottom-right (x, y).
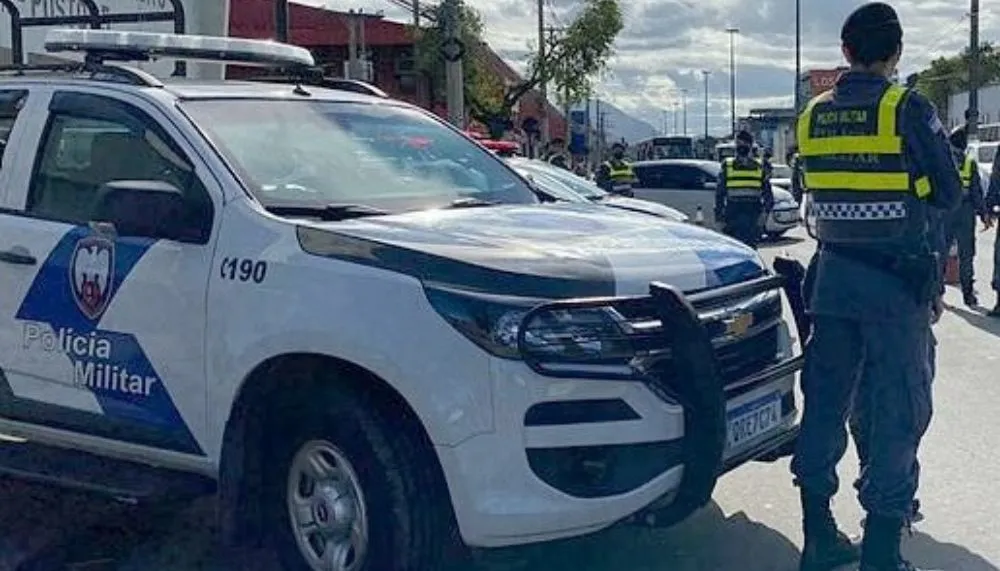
top-left (300, 0), bottom-right (998, 136)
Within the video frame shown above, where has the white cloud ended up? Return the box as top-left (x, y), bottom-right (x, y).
top-left (298, 0), bottom-right (992, 135)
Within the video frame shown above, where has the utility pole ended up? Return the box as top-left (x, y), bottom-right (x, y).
top-left (726, 27), bottom-right (740, 137)
top-left (545, 27), bottom-right (568, 151)
top-left (537, 0), bottom-right (548, 146)
top-left (681, 89), bottom-right (688, 135)
top-left (443, 0), bottom-right (464, 128)
top-left (275, 0), bottom-right (289, 42)
top-left (585, 96), bottom-right (592, 168)
top-left (673, 102), bottom-right (679, 134)
top-left (359, 9), bottom-right (368, 81)
top-left (702, 70), bottom-right (711, 142)
top-left (794, 0), bottom-right (801, 113)
top-left (412, 0), bottom-right (424, 106)
top-left (347, 10), bottom-right (358, 79)
top-left (969, 0), bottom-right (980, 141)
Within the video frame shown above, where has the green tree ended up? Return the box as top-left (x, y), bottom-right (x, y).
top-left (416, 0), bottom-right (623, 138)
top-left (913, 43), bottom-right (1000, 116)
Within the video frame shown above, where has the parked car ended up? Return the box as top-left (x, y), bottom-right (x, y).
top-left (0, 28), bottom-right (807, 571)
top-left (508, 157), bottom-right (689, 222)
top-left (631, 159), bottom-right (801, 238)
top-left (968, 140), bottom-right (997, 190)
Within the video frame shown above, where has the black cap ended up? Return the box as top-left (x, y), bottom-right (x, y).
top-left (736, 130), bottom-right (753, 144)
top-left (949, 124), bottom-right (968, 149)
top-left (841, 3), bottom-right (902, 46)
top-left (612, 141), bottom-right (625, 150)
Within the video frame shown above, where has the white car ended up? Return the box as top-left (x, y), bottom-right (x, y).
top-left (0, 29), bottom-right (804, 571)
top-left (508, 157), bottom-right (689, 222)
top-left (630, 159), bottom-right (801, 238)
top-left (968, 140), bottom-right (997, 190)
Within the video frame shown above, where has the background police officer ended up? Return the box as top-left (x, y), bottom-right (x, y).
top-left (791, 4), bottom-right (961, 571)
top-left (595, 142), bottom-right (636, 196)
top-left (986, 148), bottom-right (1000, 315)
top-left (943, 125), bottom-right (989, 306)
top-left (545, 137), bottom-right (570, 170)
top-left (788, 144), bottom-right (806, 203)
top-left (715, 130), bottom-right (773, 248)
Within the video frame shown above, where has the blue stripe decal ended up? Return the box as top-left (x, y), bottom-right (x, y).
top-left (14, 226), bottom-right (203, 455)
top-left (661, 223), bottom-right (765, 288)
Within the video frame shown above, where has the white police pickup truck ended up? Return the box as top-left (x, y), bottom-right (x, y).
top-left (0, 29), bottom-right (805, 571)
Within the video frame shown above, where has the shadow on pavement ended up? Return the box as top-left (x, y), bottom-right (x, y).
top-left (945, 303), bottom-right (1000, 337)
top-left (906, 530), bottom-right (999, 571)
top-left (470, 501), bottom-right (801, 571)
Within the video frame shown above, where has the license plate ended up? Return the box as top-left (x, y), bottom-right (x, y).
top-left (726, 392), bottom-right (782, 450)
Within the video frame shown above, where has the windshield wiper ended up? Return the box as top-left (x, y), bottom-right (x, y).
top-left (445, 197), bottom-right (499, 209)
top-left (264, 203), bottom-right (389, 221)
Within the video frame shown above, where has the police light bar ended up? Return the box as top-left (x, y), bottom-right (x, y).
top-left (44, 29), bottom-right (316, 68)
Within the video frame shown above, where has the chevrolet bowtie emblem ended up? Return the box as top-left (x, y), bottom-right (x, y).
top-left (723, 312), bottom-right (754, 337)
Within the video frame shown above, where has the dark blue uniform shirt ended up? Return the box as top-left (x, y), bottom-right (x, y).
top-left (809, 72), bottom-right (962, 322)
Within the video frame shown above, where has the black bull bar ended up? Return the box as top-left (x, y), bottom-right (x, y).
top-left (516, 256), bottom-right (810, 527)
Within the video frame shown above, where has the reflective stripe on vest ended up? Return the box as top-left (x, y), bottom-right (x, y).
top-left (606, 162), bottom-right (634, 191)
top-left (797, 83), bottom-right (930, 246)
top-left (959, 154), bottom-right (975, 191)
top-left (724, 158), bottom-right (763, 198)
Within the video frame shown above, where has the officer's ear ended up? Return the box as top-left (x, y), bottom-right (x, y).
top-left (841, 43), bottom-right (854, 65)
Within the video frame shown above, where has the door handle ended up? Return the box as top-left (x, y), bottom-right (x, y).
top-left (0, 248), bottom-right (37, 266)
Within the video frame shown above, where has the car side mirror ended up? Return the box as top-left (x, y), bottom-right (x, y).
top-left (91, 180), bottom-right (186, 240)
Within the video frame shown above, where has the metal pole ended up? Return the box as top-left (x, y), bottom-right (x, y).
top-left (538, 0), bottom-right (548, 146)
top-left (969, 0), bottom-right (980, 141)
top-left (682, 89), bottom-right (688, 135)
top-left (444, 0), bottom-right (465, 128)
top-left (413, 0), bottom-right (423, 106)
top-left (347, 10), bottom-right (357, 79)
top-left (703, 70), bottom-right (711, 141)
top-left (726, 27), bottom-right (739, 137)
top-left (275, 0), bottom-right (289, 42)
top-left (674, 103), bottom-right (679, 134)
top-left (794, 0), bottom-right (801, 113)
top-left (359, 9), bottom-right (368, 81)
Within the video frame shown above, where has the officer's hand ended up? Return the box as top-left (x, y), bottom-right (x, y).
top-left (931, 296), bottom-right (944, 325)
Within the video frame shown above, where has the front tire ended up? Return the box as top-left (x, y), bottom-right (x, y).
top-left (264, 380), bottom-right (457, 571)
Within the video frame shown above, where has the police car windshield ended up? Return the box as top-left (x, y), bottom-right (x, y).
top-left (180, 99), bottom-right (538, 213)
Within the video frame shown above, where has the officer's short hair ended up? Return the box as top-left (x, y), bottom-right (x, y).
top-left (736, 130), bottom-right (753, 144)
top-left (841, 2), bottom-right (903, 66)
top-left (612, 142), bottom-right (625, 150)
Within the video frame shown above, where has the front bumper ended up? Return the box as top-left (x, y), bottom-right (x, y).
top-left (766, 206), bottom-right (801, 232)
top-left (439, 268), bottom-right (807, 547)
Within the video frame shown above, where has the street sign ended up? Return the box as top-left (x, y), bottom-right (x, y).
top-left (440, 37), bottom-right (465, 62)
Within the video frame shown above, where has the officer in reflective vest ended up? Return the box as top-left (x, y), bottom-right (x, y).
top-left (715, 130), bottom-right (773, 248)
top-left (987, 146), bottom-right (1000, 315)
top-left (788, 146), bottom-right (806, 204)
top-left (943, 125), bottom-right (989, 306)
top-left (790, 4), bottom-right (961, 571)
top-left (595, 142), bottom-right (636, 196)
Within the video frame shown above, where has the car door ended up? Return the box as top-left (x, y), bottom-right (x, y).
top-left (634, 164), bottom-right (719, 227)
top-left (0, 88), bottom-right (219, 461)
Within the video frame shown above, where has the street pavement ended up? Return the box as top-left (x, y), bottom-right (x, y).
top-left (2, 226), bottom-right (1000, 571)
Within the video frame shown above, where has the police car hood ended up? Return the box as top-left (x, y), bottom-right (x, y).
top-left (301, 203), bottom-right (765, 298)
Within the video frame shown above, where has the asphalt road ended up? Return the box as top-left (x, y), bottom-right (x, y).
top-left (2, 226), bottom-right (999, 571)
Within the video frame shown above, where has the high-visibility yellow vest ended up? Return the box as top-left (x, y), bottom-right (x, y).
top-left (723, 157), bottom-right (764, 199)
top-left (797, 83), bottom-right (931, 247)
top-left (959, 154), bottom-right (975, 192)
top-left (605, 161), bottom-right (635, 193)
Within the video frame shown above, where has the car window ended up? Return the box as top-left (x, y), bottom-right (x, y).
top-left (673, 165), bottom-right (711, 190)
top-left (180, 99), bottom-right (537, 213)
top-left (27, 92), bottom-right (213, 242)
top-left (516, 160), bottom-right (605, 199)
top-left (0, 89), bottom-right (27, 170)
top-left (978, 143), bottom-right (998, 164)
top-left (514, 167), bottom-right (585, 202)
top-left (633, 164), bottom-right (670, 188)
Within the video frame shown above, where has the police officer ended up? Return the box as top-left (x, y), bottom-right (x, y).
top-left (715, 130), bottom-right (773, 248)
top-left (791, 4), bottom-right (961, 571)
top-left (986, 148), bottom-right (1000, 315)
top-left (943, 125), bottom-right (989, 306)
top-left (546, 137), bottom-right (571, 170)
top-left (762, 147), bottom-right (775, 180)
top-left (595, 142), bottom-right (636, 196)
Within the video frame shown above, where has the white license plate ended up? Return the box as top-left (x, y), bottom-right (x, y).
top-left (726, 392), bottom-right (782, 450)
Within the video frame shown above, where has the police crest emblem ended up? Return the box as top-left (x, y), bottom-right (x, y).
top-left (70, 235), bottom-right (116, 320)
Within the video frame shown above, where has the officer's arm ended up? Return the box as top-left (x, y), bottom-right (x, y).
top-left (904, 94), bottom-right (961, 211)
top-left (762, 175), bottom-right (775, 210)
top-left (595, 164), bottom-right (611, 190)
top-left (715, 169), bottom-right (726, 214)
top-left (970, 158), bottom-right (985, 215)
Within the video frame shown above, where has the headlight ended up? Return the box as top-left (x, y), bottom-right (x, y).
top-left (425, 286), bottom-right (636, 371)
